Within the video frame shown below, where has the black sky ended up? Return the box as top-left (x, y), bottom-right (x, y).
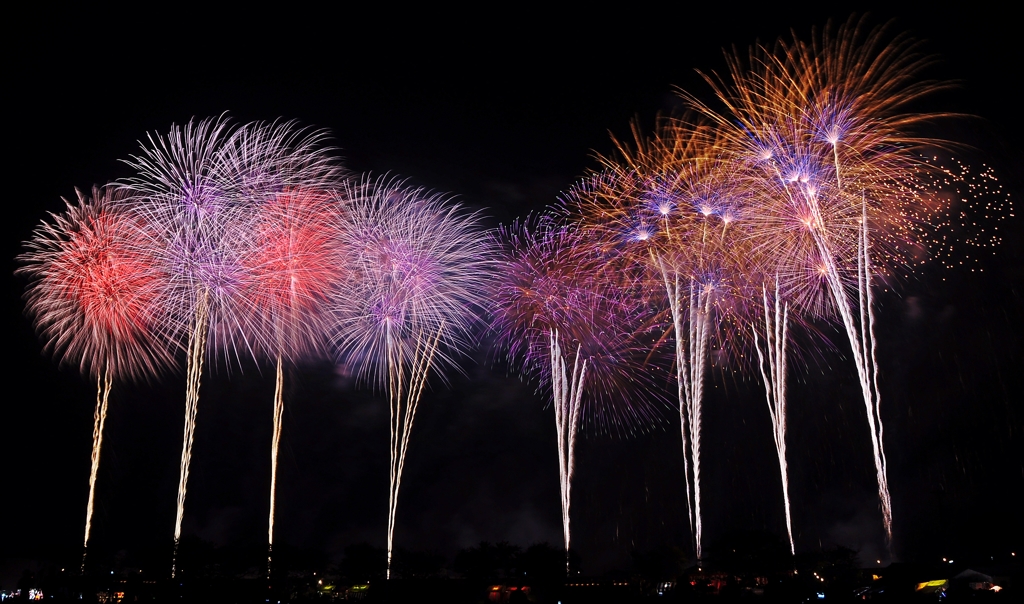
top-left (4, 2), bottom-right (1022, 583)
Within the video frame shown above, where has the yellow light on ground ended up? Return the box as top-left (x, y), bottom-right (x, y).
top-left (915, 579), bottom-right (948, 591)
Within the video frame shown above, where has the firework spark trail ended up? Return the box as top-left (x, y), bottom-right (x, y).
top-left (384, 321), bottom-right (444, 577)
top-left (859, 206), bottom-right (892, 544)
top-left (657, 262), bottom-right (712, 559)
top-left (792, 181), bottom-right (895, 548)
top-left (687, 279), bottom-right (711, 561)
top-left (492, 220), bottom-right (593, 564)
top-left (550, 331), bottom-right (586, 563)
top-left (267, 355), bottom-right (284, 572)
top-left (658, 266), bottom-right (695, 550)
top-left (674, 19), bottom-right (947, 549)
top-left (334, 178), bottom-right (493, 579)
top-left (82, 365), bottom-right (112, 571)
top-left (751, 278), bottom-right (793, 555)
top-left (573, 122), bottom-right (752, 560)
top-left (659, 270), bottom-right (692, 544)
top-left (785, 177), bottom-right (894, 548)
top-left (801, 187), bottom-right (892, 546)
top-left (172, 290), bottom-right (208, 578)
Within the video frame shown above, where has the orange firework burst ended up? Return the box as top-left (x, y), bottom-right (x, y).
top-left (684, 16), bottom-right (958, 299)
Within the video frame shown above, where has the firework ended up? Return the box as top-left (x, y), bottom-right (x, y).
top-left (679, 17), bottom-right (962, 550)
top-left (220, 121), bottom-right (345, 576)
top-left (215, 119), bottom-right (340, 203)
top-left (18, 186), bottom-right (174, 571)
top-left (118, 116), bottom-right (245, 576)
top-left (570, 117), bottom-right (760, 560)
top-left (905, 156), bottom-right (1014, 274)
top-left (235, 188), bottom-right (345, 574)
top-left (491, 213), bottom-right (665, 567)
top-left (333, 177), bottom-right (494, 578)
top-left (745, 278), bottom-right (793, 553)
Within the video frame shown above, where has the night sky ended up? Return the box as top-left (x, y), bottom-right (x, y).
top-left (4, 3), bottom-right (1022, 584)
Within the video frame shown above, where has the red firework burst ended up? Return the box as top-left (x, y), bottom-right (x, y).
top-left (19, 186), bottom-right (174, 381)
top-left (236, 186), bottom-right (346, 362)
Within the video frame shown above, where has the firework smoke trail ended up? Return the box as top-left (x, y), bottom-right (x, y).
top-left (751, 278), bottom-right (794, 554)
top-left (18, 188), bottom-right (172, 572)
top-left (119, 117), bottom-right (242, 576)
top-left (334, 178), bottom-right (493, 578)
top-left (220, 121), bottom-right (344, 577)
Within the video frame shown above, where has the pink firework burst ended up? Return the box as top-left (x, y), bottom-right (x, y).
top-left (333, 177), bottom-right (494, 384)
top-left (491, 213), bottom-right (666, 431)
top-left (220, 120), bottom-right (346, 364)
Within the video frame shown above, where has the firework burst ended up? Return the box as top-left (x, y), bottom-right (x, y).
top-left (236, 186), bottom-right (345, 575)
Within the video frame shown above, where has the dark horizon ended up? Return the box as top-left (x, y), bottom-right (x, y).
top-left (4, 2), bottom-right (1022, 589)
